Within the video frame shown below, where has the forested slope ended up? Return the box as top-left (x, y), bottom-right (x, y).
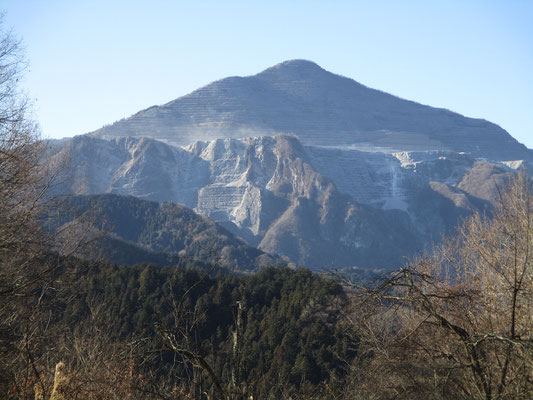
top-left (49, 193), bottom-right (284, 271)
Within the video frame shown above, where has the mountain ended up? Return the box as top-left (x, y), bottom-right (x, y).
top-left (90, 59), bottom-right (530, 160)
top-left (49, 193), bottom-right (282, 271)
top-left (50, 133), bottom-right (522, 269)
top-left (50, 135), bottom-right (422, 269)
top-left (50, 60), bottom-right (531, 270)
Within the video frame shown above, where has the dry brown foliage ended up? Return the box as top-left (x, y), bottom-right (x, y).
top-left (0, 19), bottom-right (98, 399)
top-left (346, 173), bottom-right (533, 399)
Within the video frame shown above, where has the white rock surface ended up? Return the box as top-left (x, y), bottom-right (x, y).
top-left (50, 134), bottom-right (524, 268)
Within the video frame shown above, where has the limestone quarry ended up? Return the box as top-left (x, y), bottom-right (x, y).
top-left (49, 60), bottom-right (531, 269)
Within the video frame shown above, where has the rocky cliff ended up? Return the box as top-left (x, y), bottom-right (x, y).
top-left (50, 134), bottom-right (523, 269)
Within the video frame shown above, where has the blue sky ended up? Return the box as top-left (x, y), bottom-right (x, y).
top-left (3, 0), bottom-right (533, 148)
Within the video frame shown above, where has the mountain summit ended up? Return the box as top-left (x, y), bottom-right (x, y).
top-left (255, 59), bottom-right (330, 78)
top-left (91, 60), bottom-right (529, 160)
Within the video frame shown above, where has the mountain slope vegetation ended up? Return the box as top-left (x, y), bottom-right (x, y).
top-left (51, 194), bottom-right (283, 271)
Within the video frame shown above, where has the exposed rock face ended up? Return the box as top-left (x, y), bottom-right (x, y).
top-left (53, 135), bottom-right (209, 205)
top-left (307, 146), bottom-right (498, 243)
top-left (50, 134), bottom-right (524, 269)
top-left (91, 59), bottom-right (530, 161)
top-left (51, 135), bottom-right (419, 268)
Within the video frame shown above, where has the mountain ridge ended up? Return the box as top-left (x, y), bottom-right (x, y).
top-left (50, 193), bottom-right (283, 271)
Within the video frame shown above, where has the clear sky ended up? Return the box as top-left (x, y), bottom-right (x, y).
top-left (2, 0), bottom-right (533, 148)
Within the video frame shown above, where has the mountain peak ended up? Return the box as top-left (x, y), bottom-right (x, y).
top-left (270, 59), bottom-right (322, 69)
top-left (257, 59), bottom-right (326, 77)
top-left (92, 59), bottom-right (528, 160)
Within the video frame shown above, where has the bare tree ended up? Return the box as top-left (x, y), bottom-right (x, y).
top-left (346, 173), bottom-right (533, 399)
top-left (0, 18), bottom-right (81, 399)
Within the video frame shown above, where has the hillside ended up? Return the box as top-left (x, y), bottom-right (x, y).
top-left (51, 194), bottom-right (282, 271)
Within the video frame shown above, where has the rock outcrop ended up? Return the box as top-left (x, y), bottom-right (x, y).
top-left (51, 135), bottom-right (421, 268)
top-left (50, 134), bottom-right (524, 269)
